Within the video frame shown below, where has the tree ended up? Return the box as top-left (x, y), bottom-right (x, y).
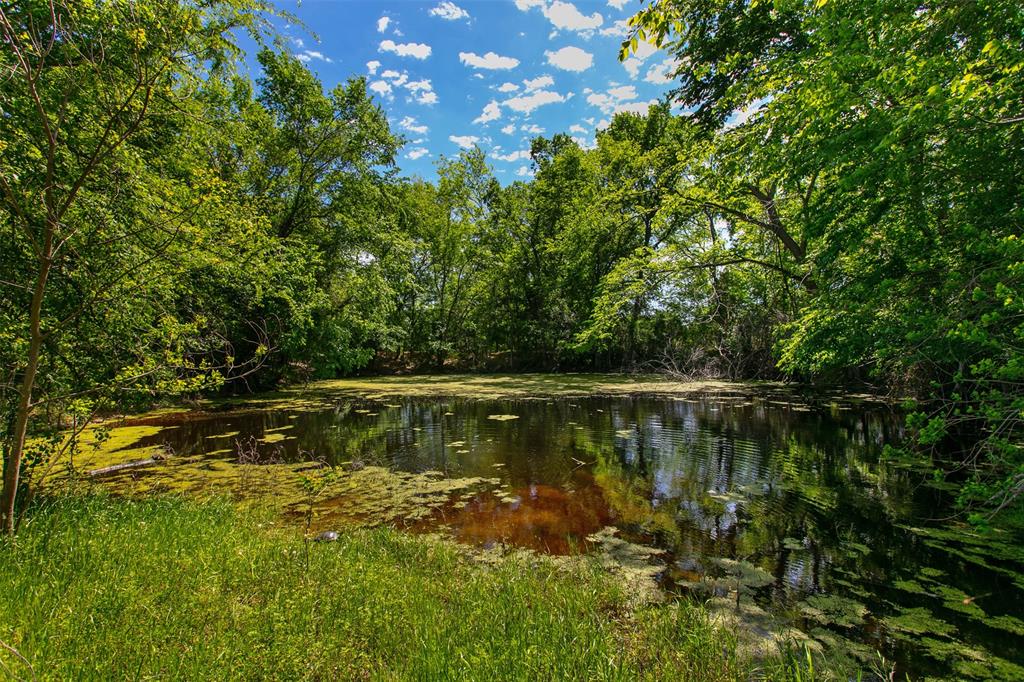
top-left (624, 0), bottom-right (1024, 515)
top-left (0, 0), bottom-right (272, 533)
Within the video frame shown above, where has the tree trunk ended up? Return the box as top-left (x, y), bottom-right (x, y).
top-left (1, 244), bottom-right (51, 535)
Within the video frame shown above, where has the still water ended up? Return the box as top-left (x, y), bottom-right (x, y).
top-left (117, 392), bottom-right (1024, 679)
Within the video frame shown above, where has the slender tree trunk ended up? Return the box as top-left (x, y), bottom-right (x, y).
top-left (1, 233), bottom-right (51, 535)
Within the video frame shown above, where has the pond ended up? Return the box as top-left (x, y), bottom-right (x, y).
top-left (85, 388), bottom-right (1024, 679)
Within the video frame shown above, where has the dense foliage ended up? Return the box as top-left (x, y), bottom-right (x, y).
top-left (2, 0), bottom-right (1022, 526)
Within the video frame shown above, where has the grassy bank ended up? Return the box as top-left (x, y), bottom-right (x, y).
top-left (0, 495), bottom-right (824, 681)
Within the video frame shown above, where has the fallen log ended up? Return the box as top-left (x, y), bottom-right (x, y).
top-left (88, 455), bottom-right (165, 477)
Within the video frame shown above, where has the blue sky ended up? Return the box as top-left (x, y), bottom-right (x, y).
top-left (263, 1), bottom-right (679, 182)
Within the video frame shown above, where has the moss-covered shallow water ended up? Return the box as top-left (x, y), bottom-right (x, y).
top-left (70, 381), bottom-right (1024, 679)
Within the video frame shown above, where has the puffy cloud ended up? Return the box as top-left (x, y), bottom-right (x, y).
top-left (501, 124), bottom-right (516, 134)
top-left (429, 2), bottom-right (469, 20)
top-left (504, 89), bottom-right (567, 113)
top-left (545, 46), bottom-right (593, 72)
top-left (622, 57), bottom-right (643, 78)
top-left (474, 100), bottom-right (502, 124)
top-left (366, 60), bottom-right (381, 75)
top-left (516, 166), bottom-right (534, 177)
top-left (449, 135), bottom-right (480, 148)
top-left (614, 100), bottom-right (657, 115)
top-left (407, 147), bottom-right (430, 160)
top-left (607, 0), bottom-right (629, 9)
top-left (569, 123), bottom-right (587, 134)
top-left (369, 80), bottom-right (393, 99)
top-left (400, 116), bottom-right (429, 135)
top-left (296, 50), bottom-right (332, 63)
top-left (459, 51), bottom-right (520, 70)
top-left (497, 82), bottom-right (520, 93)
top-left (405, 79), bottom-right (433, 92)
top-left (377, 16), bottom-right (390, 33)
top-left (599, 19), bottom-right (629, 37)
top-left (523, 75), bottom-right (554, 91)
top-left (379, 40), bottom-right (432, 59)
top-left (586, 85), bottom-right (655, 116)
top-left (634, 40), bottom-right (659, 60)
top-left (644, 57), bottom-right (679, 84)
top-left (608, 85), bottom-right (637, 100)
top-left (521, 123), bottom-right (545, 134)
top-left (376, 71), bottom-right (436, 105)
top-left (381, 69), bottom-right (409, 86)
top-left (492, 149), bottom-right (531, 162)
top-left (543, 1), bottom-right (602, 32)
top-left (514, 0), bottom-right (545, 10)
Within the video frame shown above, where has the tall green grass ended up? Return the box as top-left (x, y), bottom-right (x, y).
top-left (0, 495), bottom-right (829, 680)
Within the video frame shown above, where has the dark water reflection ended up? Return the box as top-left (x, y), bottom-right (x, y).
top-left (125, 394), bottom-right (1024, 679)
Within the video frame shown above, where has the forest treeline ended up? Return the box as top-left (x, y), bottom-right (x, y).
top-left (1, 0), bottom-right (1022, 529)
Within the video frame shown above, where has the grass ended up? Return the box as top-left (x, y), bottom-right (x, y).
top-left (0, 495), bottom-right (828, 681)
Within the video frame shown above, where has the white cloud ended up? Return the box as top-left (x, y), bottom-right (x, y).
top-left (497, 82), bottom-right (520, 93)
top-left (379, 40), bottom-right (432, 59)
top-left (501, 124), bottom-right (516, 134)
top-left (292, 37), bottom-right (305, 48)
top-left (400, 116), bottom-right (428, 135)
top-left (599, 19), bottom-right (629, 37)
top-left (545, 46), bottom-right (593, 72)
top-left (516, 166), bottom-right (534, 177)
top-left (514, 0), bottom-right (545, 10)
top-left (634, 40), bottom-right (659, 60)
top-left (569, 124), bottom-right (587, 134)
top-left (523, 75), bottom-right (554, 91)
top-left (644, 57), bottom-right (679, 85)
top-left (405, 79), bottom-right (433, 92)
top-left (366, 60), bottom-right (381, 75)
top-left (369, 80), bottom-right (393, 99)
top-left (474, 100), bottom-right (502, 124)
top-left (416, 91), bottom-right (439, 105)
top-left (449, 135), bottom-right (480, 148)
top-left (621, 40), bottom-right (660, 80)
top-left (381, 69), bottom-right (409, 87)
top-left (429, 2), bottom-right (469, 21)
top-left (493, 149), bottom-right (531, 162)
top-left (377, 16), bottom-right (391, 33)
top-left (607, 0), bottom-right (629, 9)
top-left (608, 85), bottom-right (637, 100)
top-left (407, 147), bottom-right (430, 160)
top-left (297, 50), bottom-right (332, 63)
top-left (543, 1), bottom-right (602, 32)
top-left (504, 89), bottom-right (567, 113)
top-left (459, 51), bottom-right (520, 70)
top-left (586, 85), bottom-right (655, 116)
top-left (615, 100), bottom-right (657, 115)
top-left (521, 123), bottom-right (545, 134)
